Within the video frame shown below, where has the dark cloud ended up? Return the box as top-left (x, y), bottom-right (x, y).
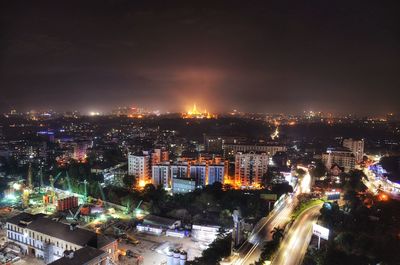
top-left (1, 0), bottom-right (399, 114)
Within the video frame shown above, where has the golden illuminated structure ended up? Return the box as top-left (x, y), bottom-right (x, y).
top-left (182, 103), bottom-right (215, 119)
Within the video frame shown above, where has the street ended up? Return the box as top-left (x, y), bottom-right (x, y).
top-left (232, 167), bottom-right (312, 265)
top-left (271, 204), bottom-right (322, 265)
top-left (232, 195), bottom-right (296, 265)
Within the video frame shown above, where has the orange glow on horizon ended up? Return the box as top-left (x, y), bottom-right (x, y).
top-left (182, 103), bottom-right (215, 119)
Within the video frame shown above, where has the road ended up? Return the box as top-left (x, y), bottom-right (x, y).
top-left (232, 167), bottom-right (312, 265)
top-left (363, 165), bottom-right (400, 200)
top-left (271, 204), bottom-right (322, 265)
top-left (232, 195), bottom-right (296, 265)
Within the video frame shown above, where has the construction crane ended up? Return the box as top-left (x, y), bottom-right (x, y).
top-left (67, 204), bottom-right (84, 222)
top-left (97, 182), bottom-right (107, 208)
top-left (134, 200), bottom-right (143, 217)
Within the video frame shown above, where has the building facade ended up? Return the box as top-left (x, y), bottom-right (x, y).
top-left (342, 138), bottom-right (364, 163)
top-left (189, 164), bottom-right (207, 187)
top-left (171, 178), bottom-right (196, 194)
top-left (235, 152), bottom-right (268, 187)
top-left (322, 147), bottom-right (356, 172)
top-left (170, 163), bottom-right (189, 179)
top-left (152, 163), bottom-right (171, 189)
top-left (207, 164), bottom-right (225, 185)
top-left (128, 153), bottom-right (150, 185)
top-left (6, 213), bottom-right (118, 264)
top-left (223, 144), bottom-right (286, 157)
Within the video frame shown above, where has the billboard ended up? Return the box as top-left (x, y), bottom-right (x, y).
top-left (312, 224), bottom-right (329, 240)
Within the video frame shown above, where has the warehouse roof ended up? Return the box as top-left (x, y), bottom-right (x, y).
top-left (48, 246), bottom-right (106, 265)
top-left (7, 213), bottom-right (97, 246)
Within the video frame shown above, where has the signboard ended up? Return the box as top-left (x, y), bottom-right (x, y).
top-left (260, 194), bottom-right (278, 201)
top-left (312, 224), bottom-right (329, 240)
top-left (326, 192), bottom-right (340, 201)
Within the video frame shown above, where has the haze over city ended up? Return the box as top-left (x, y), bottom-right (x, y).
top-left (1, 1), bottom-right (399, 114)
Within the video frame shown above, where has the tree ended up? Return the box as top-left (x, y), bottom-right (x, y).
top-left (122, 174), bottom-right (135, 189)
top-left (218, 209), bottom-right (232, 228)
top-left (187, 234), bottom-right (231, 265)
top-left (254, 240), bottom-right (279, 265)
top-left (334, 232), bottom-right (354, 254)
top-left (296, 168), bottom-right (306, 177)
top-left (271, 226), bottom-right (284, 242)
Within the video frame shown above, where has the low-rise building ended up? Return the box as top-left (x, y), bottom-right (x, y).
top-left (171, 178), bottom-right (196, 194)
top-left (6, 213), bottom-right (118, 264)
top-left (48, 246), bottom-right (108, 265)
top-left (223, 144), bottom-right (286, 157)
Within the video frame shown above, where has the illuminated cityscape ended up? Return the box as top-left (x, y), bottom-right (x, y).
top-left (1, 1), bottom-right (400, 265)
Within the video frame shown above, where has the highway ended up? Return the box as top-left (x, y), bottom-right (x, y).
top-left (363, 165), bottom-right (400, 200)
top-left (271, 204), bottom-right (322, 265)
top-left (232, 167), bottom-right (311, 265)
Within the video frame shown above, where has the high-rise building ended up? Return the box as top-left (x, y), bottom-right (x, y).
top-left (342, 138), bottom-right (364, 163)
top-left (208, 164), bottom-right (225, 185)
top-left (151, 148), bottom-right (169, 166)
top-left (190, 164), bottom-right (207, 187)
top-left (322, 147), bottom-right (355, 172)
top-left (170, 163), bottom-right (189, 179)
top-left (152, 163), bottom-right (171, 189)
top-left (161, 150), bottom-right (169, 162)
top-left (235, 152), bottom-right (268, 187)
top-left (128, 153), bottom-right (150, 186)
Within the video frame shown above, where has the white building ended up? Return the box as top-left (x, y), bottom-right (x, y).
top-left (152, 163), bottom-right (171, 189)
top-left (343, 138), bottom-right (364, 163)
top-left (171, 178), bottom-right (196, 194)
top-left (235, 152), bottom-right (268, 187)
top-left (128, 153), bottom-right (150, 185)
top-left (322, 147), bottom-right (356, 172)
top-left (190, 164), bottom-right (207, 187)
top-left (6, 213), bottom-right (118, 264)
top-left (208, 164), bottom-right (225, 185)
top-left (170, 163), bottom-right (189, 179)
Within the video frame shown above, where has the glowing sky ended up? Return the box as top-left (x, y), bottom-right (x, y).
top-left (1, 1), bottom-right (399, 114)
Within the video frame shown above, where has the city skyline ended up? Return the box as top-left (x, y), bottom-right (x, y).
top-left (1, 1), bottom-right (399, 114)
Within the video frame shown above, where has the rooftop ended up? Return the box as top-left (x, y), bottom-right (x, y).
top-left (8, 213), bottom-right (97, 247)
top-left (143, 214), bottom-right (179, 227)
top-left (48, 246), bottom-right (106, 265)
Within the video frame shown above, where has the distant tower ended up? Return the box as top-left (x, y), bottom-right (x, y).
top-left (27, 163), bottom-right (33, 189)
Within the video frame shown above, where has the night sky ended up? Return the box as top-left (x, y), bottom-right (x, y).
top-left (1, 1), bottom-right (399, 114)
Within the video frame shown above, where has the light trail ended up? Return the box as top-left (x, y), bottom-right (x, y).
top-left (232, 166), bottom-right (313, 265)
top-left (271, 204), bottom-right (322, 265)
